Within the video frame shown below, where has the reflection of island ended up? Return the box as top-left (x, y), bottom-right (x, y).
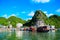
top-left (19, 31), bottom-right (55, 40)
top-left (36, 32), bottom-right (55, 40)
top-left (0, 30), bottom-right (56, 40)
top-left (16, 31), bottom-right (23, 39)
top-left (7, 31), bottom-right (18, 40)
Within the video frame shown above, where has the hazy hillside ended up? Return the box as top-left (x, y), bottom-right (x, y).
top-left (49, 15), bottom-right (60, 28)
top-left (0, 16), bottom-right (26, 27)
top-left (0, 17), bottom-right (8, 26)
top-left (8, 16), bottom-right (26, 27)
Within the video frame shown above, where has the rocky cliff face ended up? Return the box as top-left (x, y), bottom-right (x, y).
top-left (32, 10), bottom-right (47, 21)
top-left (24, 10), bottom-right (47, 27)
top-left (32, 10), bottom-right (47, 27)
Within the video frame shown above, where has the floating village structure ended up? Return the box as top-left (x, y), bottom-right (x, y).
top-left (31, 10), bottom-right (55, 32)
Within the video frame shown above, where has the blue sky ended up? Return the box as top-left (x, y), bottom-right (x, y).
top-left (0, 0), bottom-right (60, 20)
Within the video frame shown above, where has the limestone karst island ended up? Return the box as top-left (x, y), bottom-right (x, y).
top-left (0, 10), bottom-right (60, 40)
top-left (0, 0), bottom-right (60, 40)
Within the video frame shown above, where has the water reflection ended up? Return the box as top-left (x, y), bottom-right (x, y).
top-left (7, 31), bottom-right (17, 40)
top-left (0, 31), bottom-right (9, 40)
top-left (21, 31), bottom-right (55, 40)
top-left (16, 31), bottom-right (23, 40)
top-left (0, 31), bottom-right (60, 40)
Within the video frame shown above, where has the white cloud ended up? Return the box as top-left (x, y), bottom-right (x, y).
top-left (46, 13), bottom-right (54, 17)
top-left (26, 18), bottom-right (32, 21)
top-left (44, 11), bottom-right (48, 13)
top-left (3, 14), bottom-right (16, 18)
top-left (8, 14), bottom-right (16, 18)
top-left (32, 0), bottom-right (41, 3)
top-left (41, 0), bottom-right (50, 3)
top-left (28, 11), bottom-right (34, 16)
top-left (56, 9), bottom-right (60, 12)
top-left (28, 18), bottom-right (32, 20)
top-left (32, 0), bottom-right (50, 3)
top-left (10, 14), bottom-right (16, 16)
top-left (44, 11), bottom-right (54, 17)
top-left (3, 14), bottom-right (8, 18)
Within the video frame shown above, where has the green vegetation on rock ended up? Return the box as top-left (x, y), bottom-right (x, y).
top-left (0, 17), bottom-right (8, 26)
top-left (0, 10), bottom-right (60, 28)
top-left (49, 15), bottom-right (60, 28)
top-left (8, 16), bottom-right (26, 27)
top-left (24, 10), bottom-right (60, 28)
top-left (23, 10), bottom-right (48, 26)
top-left (0, 16), bottom-right (26, 28)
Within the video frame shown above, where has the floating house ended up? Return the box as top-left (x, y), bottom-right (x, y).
top-left (16, 23), bottom-right (23, 28)
top-left (8, 24), bottom-right (12, 29)
top-left (34, 20), bottom-right (50, 32)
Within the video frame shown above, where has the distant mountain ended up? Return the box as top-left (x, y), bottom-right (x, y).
top-left (0, 16), bottom-right (26, 27)
top-left (0, 17), bottom-right (8, 26)
top-left (8, 16), bottom-right (26, 27)
top-left (23, 10), bottom-right (48, 26)
top-left (0, 10), bottom-right (60, 28)
top-left (31, 10), bottom-right (48, 24)
top-left (24, 10), bottom-right (60, 28)
top-left (49, 15), bottom-right (60, 28)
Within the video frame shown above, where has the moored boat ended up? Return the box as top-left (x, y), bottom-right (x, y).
top-left (37, 26), bottom-right (49, 32)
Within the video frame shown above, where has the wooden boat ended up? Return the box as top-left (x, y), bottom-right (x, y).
top-left (37, 26), bottom-right (49, 32)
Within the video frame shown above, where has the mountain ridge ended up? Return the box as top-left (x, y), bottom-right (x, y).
top-left (24, 10), bottom-right (60, 28)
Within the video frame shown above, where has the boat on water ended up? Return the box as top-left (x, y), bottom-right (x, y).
top-left (37, 26), bottom-right (49, 32)
top-left (21, 25), bottom-right (56, 32)
top-left (28, 26), bottom-right (49, 32)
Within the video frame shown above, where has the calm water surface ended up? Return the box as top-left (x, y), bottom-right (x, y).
top-left (0, 30), bottom-right (60, 40)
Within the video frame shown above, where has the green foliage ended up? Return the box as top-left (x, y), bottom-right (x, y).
top-left (0, 10), bottom-right (60, 28)
top-left (8, 16), bottom-right (26, 27)
top-left (0, 17), bottom-right (8, 26)
top-left (24, 10), bottom-right (47, 26)
top-left (24, 10), bottom-right (60, 28)
top-left (49, 15), bottom-right (60, 28)
top-left (0, 16), bottom-right (26, 28)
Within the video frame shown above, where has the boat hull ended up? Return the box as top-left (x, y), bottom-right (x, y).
top-left (37, 27), bottom-right (49, 32)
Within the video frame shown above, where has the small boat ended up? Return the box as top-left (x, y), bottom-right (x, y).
top-left (37, 26), bottom-right (49, 32)
top-left (29, 27), bottom-right (36, 32)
